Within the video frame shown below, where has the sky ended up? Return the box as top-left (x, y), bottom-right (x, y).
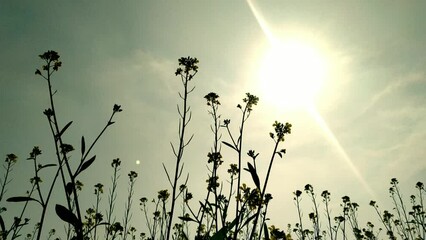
top-left (1, 0), bottom-right (426, 238)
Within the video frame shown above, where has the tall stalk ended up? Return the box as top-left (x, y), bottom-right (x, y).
top-left (165, 57), bottom-right (198, 240)
top-left (196, 92), bottom-right (222, 236)
top-left (249, 121), bottom-right (291, 239)
top-left (222, 93), bottom-right (258, 239)
top-left (35, 51), bottom-right (121, 239)
top-left (105, 159), bottom-right (120, 240)
top-left (123, 171), bottom-right (137, 240)
top-left (36, 51), bottom-right (83, 239)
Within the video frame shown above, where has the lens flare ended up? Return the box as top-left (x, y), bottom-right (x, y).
top-left (247, 0), bottom-right (375, 198)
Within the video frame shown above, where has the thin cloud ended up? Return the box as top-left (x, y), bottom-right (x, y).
top-left (361, 72), bottom-right (426, 115)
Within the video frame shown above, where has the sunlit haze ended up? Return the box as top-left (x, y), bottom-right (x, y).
top-left (258, 39), bottom-right (328, 110)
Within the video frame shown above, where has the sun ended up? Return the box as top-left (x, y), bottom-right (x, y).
top-left (258, 39), bottom-right (328, 111)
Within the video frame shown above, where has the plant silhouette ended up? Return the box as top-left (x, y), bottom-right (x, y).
top-left (0, 51), bottom-right (424, 240)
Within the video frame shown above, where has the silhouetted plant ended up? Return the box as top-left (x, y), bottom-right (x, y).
top-left (369, 179), bottom-right (425, 240)
top-left (289, 179), bottom-right (424, 240)
top-left (1, 51), bottom-right (424, 240)
top-left (105, 158), bottom-right (121, 240)
top-left (162, 56), bottom-right (199, 240)
top-left (1, 51), bottom-right (123, 240)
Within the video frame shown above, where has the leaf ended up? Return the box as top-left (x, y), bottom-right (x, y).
top-left (264, 223), bottom-right (270, 240)
top-left (276, 152), bottom-right (283, 158)
top-left (7, 196), bottom-right (38, 203)
top-left (245, 162), bottom-right (260, 190)
top-left (57, 121), bottom-right (73, 139)
top-left (222, 141), bottom-right (237, 151)
top-left (206, 201), bottom-right (221, 210)
top-left (205, 200), bottom-right (217, 211)
top-left (38, 163), bottom-right (57, 171)
top-left (199, 201), bottom-right (207, 212)
top-left (80, 155), bottom-right (96, 172)
top-left (81, 136), bottom-right (85, 155)
top-left (178, 216), bottom-right (196, 222)
top-left (66, 182), bottom-right (74, 196)
top-left (210, 215), bottom-right (240, 240)
top-left (0, 215), bottom-right (5, 233)
top-left (239, 213), bottom-right (256, 229)
top-left (75, 155), bottom-right (96, 177)
top-left (55, 204), bottom-right (80, 227)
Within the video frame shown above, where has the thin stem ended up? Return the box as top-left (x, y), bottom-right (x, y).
top-left (166, 67), bottom-right (196, 240)
top-left (324, 196), bottom-right (334, 240)
top-left (0, 160), bottom-right (14, 201)
top-left (249, 140), bottom-right (279, 239)
top-left (296, 196), bottom-right (305, 240)
top-left (233, 105), bottom-right (249, 240)
top-left (123, 175), bottom-right (136, 240)
top-left (43, 59), bottom-right (84, 238)
top-left (105, 162), bottom-right (120, 240)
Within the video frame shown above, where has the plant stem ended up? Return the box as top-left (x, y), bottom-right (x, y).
top-left (166, 69), bottom-right (194, 240)
top-left (249, 139), bottom-right (279, 239)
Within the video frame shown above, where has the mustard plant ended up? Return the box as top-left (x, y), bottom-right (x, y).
top-left (2, 51), bottom-right (123, 240)
top-left (163, 56), bottom-right (198, 240)
top-left (105, 158), bottom-right (121, 240)
top-left (370, 179), bottom-right (425, 240)
top-left (3, 50), bottom-right (423, 240)
top-left (289, 179), bottom-right (424, 240)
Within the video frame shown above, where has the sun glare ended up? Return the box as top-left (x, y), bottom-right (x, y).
top-left (258, 40), bottom-right (328, 111)
top-left (248, 0), bottom-right (376, 198)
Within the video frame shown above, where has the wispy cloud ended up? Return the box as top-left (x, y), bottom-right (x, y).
top-left (361, 71), bottom-right (426, 115)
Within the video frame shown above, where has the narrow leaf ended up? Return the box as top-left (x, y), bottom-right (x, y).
top-left (178, 216), bottom-right (196, 222)
top-left (240, 213), bottom-right (256, 229)
top-left (55, 204), bottom-right (80, 227)
top-left (245, 162), bottom-right (260, 190)
top-left (57, 121), bottom-right (73, 139)
top-left (210, 215), bottom-right (240, 240)
top-left (7, 196), bottom-right (38, 203)
top-left (38, 163), bottom-right (57, 171)
top-left (81, 136), bottom-right (85, 155)
top-left (76, 155), bottom-right (96, 176)
top-left (264, 223), bottom-right (270, 240)
top-left (276, 152), bottom-right (283, 158)
top-left (222, 141), bottom-right (237, 151)
top-left (74, 155), bottom-right (96, 177)
top-left (0, 215), bottom-right (5, 233)
top-left (199, 201), bottom-right (207, 212)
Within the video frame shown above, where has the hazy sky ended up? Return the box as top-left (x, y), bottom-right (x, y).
top-left (1, 0), bottom-right (425, 237)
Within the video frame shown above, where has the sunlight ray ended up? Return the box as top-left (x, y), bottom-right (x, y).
top-left (247, 0), bottom-right (376, 199)
top-left (308, 106), bottom-right (376, 198)
top-left (247, 0), bottom-right (276, 45)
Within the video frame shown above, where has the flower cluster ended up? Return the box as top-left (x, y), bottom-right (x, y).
top-left (243, 93), bottom-right (259, 112)
top-left (175, 56), bottom-right (199, 77)
top-left (128, 171), bottom-right (138, 182)
top-left (5, 154), bottom-right (17, 164)
top-left (270, 121), bottom-right (292, 142)
top-left (204, 92), bottom-right (220, 106)
top-left (35, 50), bottom-right (62, 75)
